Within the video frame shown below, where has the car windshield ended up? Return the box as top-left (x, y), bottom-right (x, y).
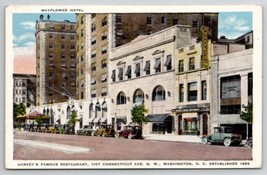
top-left (214, 128), bottom-right (221, 133)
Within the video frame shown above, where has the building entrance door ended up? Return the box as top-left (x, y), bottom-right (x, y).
top-left (202, 114), bottom-right (208, 135)
top-left (178, 115), bottom-right (182, 135)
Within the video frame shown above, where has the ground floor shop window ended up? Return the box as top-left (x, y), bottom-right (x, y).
top-left (152, 123), bottom-right (165, 134)
top-left (183, 118), bottom-right (199, 135)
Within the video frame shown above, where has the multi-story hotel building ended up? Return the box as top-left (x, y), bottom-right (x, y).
top-left (110, 25), bottom-right (192, 134)
top-left (35, 15), bottom-right (77, 106)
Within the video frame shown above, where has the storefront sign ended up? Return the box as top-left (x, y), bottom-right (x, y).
top-left (201, 25), bottom-right (209, 68)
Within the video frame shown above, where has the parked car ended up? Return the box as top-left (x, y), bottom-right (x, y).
top-left (94, 124), bottom-right (115, 137)
top-left (64, 124), bottom-right (75, 135)
top-left (55, 124), bottom-right (65, 134)
top-left (202, 126), bottom-right (242, 146)
top-left (115, 125), bottom-right (142, 139)
top-left (47, 125), bottom-right (56, 133)
top-left (77, 125), bottom-right (95, 136)
top-left (39, 124), bottom-right (49, 132)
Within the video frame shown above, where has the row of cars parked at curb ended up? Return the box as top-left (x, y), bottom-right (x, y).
top-left (77, 124), bottom-right (143, 139)
top-left (22, 123), bottom-right (143, 140)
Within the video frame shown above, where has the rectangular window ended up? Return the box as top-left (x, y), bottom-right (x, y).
top-left (192, 20), bottom-right (198, 28)
top-left (111, 70), bottom-right (116, 82)
top-left (118, 68), bottom-right (123, 81)
top-left (71, 35), bottom-right (75, 40)
top-left (91, 50), bottom-right (96, 58)
top-left (61, 53), bottom-right (65, 59)
top-left (201, 80), bottom-right (207, 100)
top-left (102, 31), bottom-right (108, 40)
top-left (61, 34), bottom-right (65, 40)
top-left (91, 36), bottom-right (96, 45)
top-left (164, 55), bottom-right (172, 71)
top-left (101, 87), bottom-right (107, 96)
top-left (81, 29), bottom-right (84, 38)
top-left (49, 33), bottom-right (53, 39)
top-left (61, 44), bottom-right (65, 49)
top-left (135, 63), bottom-right (141, 77)
top-left (179, 48), bottom-right (184, 53)
top-left (91, 23), bottom-right (96, 32)
top-left (161, 17), bottom-right (166, 24)
top-left (144, 61), bottom-right (150, 75)
top-left (179, 60), bottom-right (184, 72)
top-left (188, 82), bottom-right (197, 101)
top-left (179, 84), bottom-right (184, 102)
top-left (101, 73), bottom-right (107, 82)
top-left (81, 16), bottom-right (84, 25)
top-left (91, 63), bottom-right (96, 71)
top-left (116, 15), bottom-right (122, 24)
top-left (61, 25), bottom-right (65, 30)
top-left (91, 77), bottom-right (96, 85)
top-left (125, 65), bottom-right (131, 79)
top-left (154, 58), bottom-right (161, 73)
top-left (91, 90), bottom-right (96, 98)
top-left (189, 57), bottom-right (195, 70)
top-left (147, 17), bottom-right (153, 25)
top-left (116, 29), bottom-right (123, 37)
top-left (101, 46), bottom-right (107, 54)
top-left (71, 44), bottom-right (75, 50)
top-left (173, 19), bottom-right (179, 25)
top-left (101, 59), bottom-right (107, 68)
top-left (102, 17), bottom-right (107, 26)
top-left (189, 45), bottom-right (195, 50)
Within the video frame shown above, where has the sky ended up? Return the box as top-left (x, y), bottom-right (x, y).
top-left (12, 12), bottom-right (253, 48)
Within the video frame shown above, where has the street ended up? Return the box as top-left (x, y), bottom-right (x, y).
top-left (14, 131), bottom-right (252, 160)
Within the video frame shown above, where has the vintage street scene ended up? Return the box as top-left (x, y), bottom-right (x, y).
top-left (8, 7), bottom-right (259, 168)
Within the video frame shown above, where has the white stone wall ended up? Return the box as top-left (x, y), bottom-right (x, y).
top-left (210, 48), bottom-right (253, 126)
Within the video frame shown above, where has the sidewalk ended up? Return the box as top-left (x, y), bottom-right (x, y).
top-left (143, 134), bottom-right (202, 143)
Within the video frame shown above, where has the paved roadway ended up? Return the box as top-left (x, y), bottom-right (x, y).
top-left (14, 131), bottom-right (252, 160)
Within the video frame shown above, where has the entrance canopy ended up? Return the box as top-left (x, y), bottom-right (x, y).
top-left (146, 114), bottom-right (171, 123)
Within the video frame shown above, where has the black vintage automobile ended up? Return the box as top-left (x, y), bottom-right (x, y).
top-left (202, 126), bottom-right (242, 146)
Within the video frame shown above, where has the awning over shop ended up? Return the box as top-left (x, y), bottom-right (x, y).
top-left (146, 114), bottom-right (171, 122)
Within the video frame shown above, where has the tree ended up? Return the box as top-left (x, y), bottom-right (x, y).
top-left (240, 103), bottom-right (253, 124)
top-left (13, 103), bottom-right (26, 120)
top-left (131, 104), bottom-right (149, 125)
top-left (68, 111), bottom-right (79, 125)
top-left (68, 111), bottom-right (79, 135)
top-left (35, 116), bottom-right (44, 125)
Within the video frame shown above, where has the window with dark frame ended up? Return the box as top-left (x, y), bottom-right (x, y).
top-left (117, 91), bottom-right (127, 105)
top-left (188, 82), bottom-right (197, 101)
top-left (125, 65), bottom-right (131, 79)
top-left (173, 19), bottom-right (179, 25)
top-left (101, 59), bottom-right (107, 68)
top-left (91, 63), bottom-right (96, 71)
top-left (189, 57), bottom-right (195, 70)
top-left (111, 70), bottom-right (116, 82)
top-left (179, 60), bottom-right (184, 72)
top-left (192, 20), bottom-right (198, 28)
top-left (201, 80), bottom-right (207, 100)
top-left (161, 17), bottom-right (166, 24)
top-left (165, 55), bottom-right (172, 71)
top-left (147, 17), bottom-right (153, 25)
top-left (118, 68), bottom-right (123, 81)
top-left (152, 85), bottom-right (166, 101)
top-left (144, 61), bottom-right (150, 75)
top-left (135, 63), bottom-right (141, 77)
top-left (179, 84), bottom-right (184, 102)
top-left (154, 58), bottom-right (161, 73)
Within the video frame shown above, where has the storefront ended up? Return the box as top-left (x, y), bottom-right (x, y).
top-left (173, 103), bottom-right (209, 136)
top-left (144, 114), bottom-right (173, 134)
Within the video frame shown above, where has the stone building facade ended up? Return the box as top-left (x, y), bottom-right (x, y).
top-left (172, 40), bottom-right (212, 136)
top-left (35, 15), bottom-right (77, 105)
top-left (13, 74), bottom-right (36, 107)
top-left (210, 48), bottom-right (253, 139)
top-left (110, 25), bottom-right (192, 134)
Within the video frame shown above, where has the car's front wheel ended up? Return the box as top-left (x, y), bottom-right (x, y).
top-left (223, 138), bottom-right (232, 146)
top-left (202, 137), bottom-right (209, 145)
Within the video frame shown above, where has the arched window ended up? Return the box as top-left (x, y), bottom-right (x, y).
top-left (117, 91), bottom-right (127, 105)
top-left (133, 89), bottom-right (144, 104)
top-left (152, 85), bottom-right (166, 101)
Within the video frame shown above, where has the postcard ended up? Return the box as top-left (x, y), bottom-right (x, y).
top-left (5, 5), bottom-right (262, 169)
